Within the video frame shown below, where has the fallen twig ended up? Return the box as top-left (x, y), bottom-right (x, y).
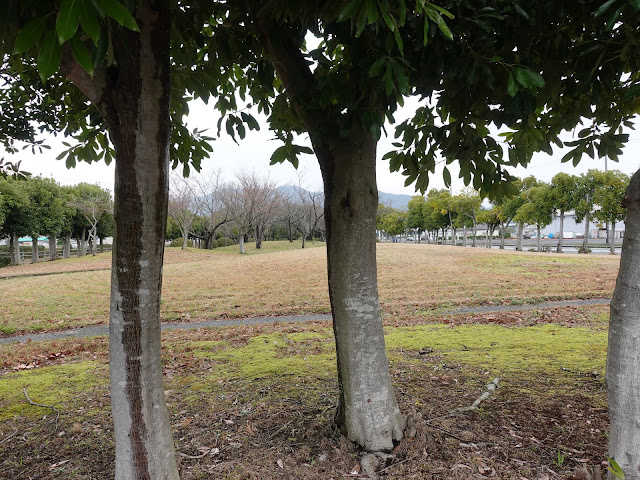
top-left (178, 447), bottom-right (219, 459)
top-left (23, 387), bottom-right (60, 431)
top-left (376, 454), bottom-right (420, 474)
top-left (0, 429), bottom-right (19, 444)
top-left (453, 377), bottom-right (500, 413)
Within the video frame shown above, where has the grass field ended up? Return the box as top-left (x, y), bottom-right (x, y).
top-left (0, 241), bottom-right (620, 479)
top-left (0, 241), bottom-right (619, 335)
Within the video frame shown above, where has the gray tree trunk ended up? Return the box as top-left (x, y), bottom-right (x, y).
top-left (11, 233), bottom-right (20, 265)
top-left (63, 236), bottom-right (71, 259)
top-left (606, 169), bottom-right (640, 480)
top-left (78, 227), bottom-right (86, 257)
top-left (472, 221), bottom-right (477, 247)
top-left (181, 227), bottom-right (188, 250)
top-left (610, 220), bottom-right (616, 255)
top-left (463, 226), bottom-right (467, 247)
top-left (31, 237), bottom-right (38, 264)
top-left (582, 209), bottom-right (591, 253)
top-left (239, 235), bottom-right (245, 254)
top-left (558, 212), bottom-right (564, 253)
top-left (94, 3), bottom-right (179, 479)
top-left (318, 133), bottom-right (404, 452)
top-left (537, 225), bottom-right (541, 251)
top-left (516, 223), bottom-right (523, 251)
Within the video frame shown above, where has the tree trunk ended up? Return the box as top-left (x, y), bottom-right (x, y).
top-left (49, 235), bottom-right (58, 261)
top-left (557, 211), bottom-right (564, 253)
top-left (302, 234), bottom-right (306, 248)
top-left (255, 226), bottom-right (263, 249)
top-left (96, 2), bottom-right (179, 479)
top-left (318, 132), bottom-right (404, 452)
top-left (78, 227), bottom-right (86, 257)
top-left (611, 220), bottom-right (616, 255)
top-left (463, 226), bottom-right (467, 247)
top-left (31, 237), bottom-right (38, 264)
top-left (63, 236), bottom-right (71, 259)
top-left (606, 169), bottom-right (640, 480)
top-left (181, 227), bottom-right (188, 250)
top-left (487, 229), bottom-right (493, 248)
top-left (10, 233), bottom-right (19, 265)
top-left (582, 209), bottom-right (591, 253)
top-left (239, 234), bottom-right (245, 254)
top-left (537, 225), bottom-right (541, 251)
top-left (516, 223), bottom-right (523, 251)
top-left (99, 237), bottom-right (104, 253)
top-left (89, 235), bottom-right (95, 256)
top-left (472, 220), bottom-right (477, 247)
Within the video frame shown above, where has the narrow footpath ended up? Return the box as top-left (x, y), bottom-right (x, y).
top-left (0, 298), bottom-right (610, 345)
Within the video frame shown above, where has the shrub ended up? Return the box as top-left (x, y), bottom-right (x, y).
top-left (0, 256), bottom-right (11, 268)
top-left (169, 237), bottom-right (193, 248)
top-left (216, 237), bottom-right (235, 248)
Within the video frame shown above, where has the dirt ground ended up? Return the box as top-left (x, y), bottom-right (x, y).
top-left (0, 306), bottom-right (610, 480)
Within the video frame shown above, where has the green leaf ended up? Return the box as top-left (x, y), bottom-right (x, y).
top-left (79, 0), bottom-right (101, 45)
top-left (13, 16), bottom-right (48, 53)
top-left (507, 72), bottom-right (519, 96)
top-left (435, 14), bottom-right (453, 40)
top-left (298, 146), bottom-right (314, 155)
top-left (57, 0), bottom-right (82, 44)
top-left (428, 3), bottom-right (455, 19)
top-left (384, 64), bottom-right (394, 95)
top-left (94, 0), bottom-right (139, 32)
top-left (37, 30), bottom-right (63, 81)
top-left (270, 145), bottom-right (288, 165)
top-left (69, 37), bottom-right (94, 76)
top-left (593, 0), bottom-right (617, 17)
top-left (578, 128), bottom-right (592, 138)
top-left (380, 8), bottom-right (395, 31)
top-left (337, 0), bottom-right (362, 22)
top-left (369, 57), bottom-right (387, 77)
top-left (443, 166), bottom-right (451, 186)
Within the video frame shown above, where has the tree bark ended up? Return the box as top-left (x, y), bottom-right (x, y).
top-left (582, 208), bottom-right (591, 253)
top-left (606, 169), bottom-right (640, 480)
top-left (516, 223), bottom-right (523, 251)
top-left (472, 220), bottom-right (477, 247)
top-left (239, 234), bottom-right (245, 254)
top-left (317, 132), bottom-right (404, 451)
top-left (78, 227), bottom-right (86, 257)
top-left (11, 233), bottom-right (19, 265)
top-left (63, 236), bottom-right (71, 259)
top-left (78, 2), bottom-right (179, 479)
top-left (31, 237), bottom-right (38, 264)
top-left (99, 237), bottom-right (104, 253)
top-left (610, 220), bottom-right (616, 255)
top-left (558, 211), bottom-right (564, 253)
top-left (48, 235), bottom-right (58, 261)
top-left (537, 225), bottom-right (541, 251)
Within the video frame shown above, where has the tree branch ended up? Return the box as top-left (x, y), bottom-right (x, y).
top-left (60, 46), bottom-right (107, 109)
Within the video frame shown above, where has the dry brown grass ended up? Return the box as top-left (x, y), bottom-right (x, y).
top-left (0, 242), bottom-right (619, 335)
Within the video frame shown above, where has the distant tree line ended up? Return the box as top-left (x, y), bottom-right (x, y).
top-left (166, 170), bottom-right (325, 253)
top-left (0, 176), bottom-right (113, 265)
top-left (377, 170), bottom-right (630, 254)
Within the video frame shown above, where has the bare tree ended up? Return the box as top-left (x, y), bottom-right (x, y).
top-left (191, 170), bottom-right (231, 249)
top-left (293, 176), bottom-right (324, 248)
top-left (168, 174), bottom-right (197, 250)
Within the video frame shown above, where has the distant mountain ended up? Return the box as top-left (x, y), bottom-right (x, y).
top-left (278, 185), bottom-right (414, 210)
top-left (378, 191), bottom-right (414, 210)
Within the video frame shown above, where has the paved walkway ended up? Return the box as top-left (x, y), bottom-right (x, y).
top-left (0, 298), bottom-right (610, 345)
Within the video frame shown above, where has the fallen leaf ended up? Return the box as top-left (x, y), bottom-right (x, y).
top-left (49, 460), bottom-right (70, 470)
top-left (277, 459), bottom-right (284, 469)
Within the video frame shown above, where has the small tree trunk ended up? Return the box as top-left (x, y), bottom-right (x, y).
top-left (181, 227), bottom-right (188, 250)
top-left (582, 209), bottom-right (591, 253)
top-left (78, 228), bottom-right (86, 257)
top-left (239, 234), bottom-right (245, 254)
top-left (49, 235), bottom-right (58, 261)
top-left (463, 226), bottom-right (467, 247)
top-left (63, 236), bottom-right (71, 259)
top-left (99, 237), bottom-right (104, 253)
top-left (317, 132), bottom-right (404, 452)
top-left (606, 169), bottom-right (640, 480)
top-left (537, 225), bottom-right (541, 251)
top-left (487, 230), bottom-right (493, 248)
top-left (31, 237), bottom-right (38, 264)
top-left (256, 226), bottom-right (263, 249)
top-left (516, 223), bottom-right (524, 251)
top-left (611, 220), bottom-right (616, 255)
top-left (472, 220), bottom-right (477, 247)
top-left (557, 211), bottom-right (565, 253)
top-left (302, 234), bottom-right (306, 248)
top-left (10, 233), bottom-right (19, 265)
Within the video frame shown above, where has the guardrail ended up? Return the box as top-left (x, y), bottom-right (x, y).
top-left (0, 246), bottom-right (112, 265)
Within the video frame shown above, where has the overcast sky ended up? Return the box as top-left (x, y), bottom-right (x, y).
top-left (4, 97), bottom-right (639, 197)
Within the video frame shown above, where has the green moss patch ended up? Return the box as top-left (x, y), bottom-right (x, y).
top-left (0, 361), bottom-right (106, 420)
top-left (385, 323), bottom-right (606, 379)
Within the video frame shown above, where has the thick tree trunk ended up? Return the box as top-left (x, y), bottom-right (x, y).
top-left (318, 132), bottom-right (404, 452)
top-left (31, 237), bottom-right (38, 264)
top-left (49, 235), bottom-right (58, 261)
top-left (610, 220), bottom-right (616, 255)
top-left (516, 223), bottom-right (523, 251)
top-left (11, 233), bottom-right (19, 265)
top-left (582, 209), bottom-right (591, 253)
top-left (63, 236), bottom-right (71, 259)
top-left (606, 170), bottom-right (640, 480)
top-left (557, 212), bottom-right (564, 253)
top-left (181, 227), bottom-right (188, 250)
top-left (98, 3), bottom-right (178, 479)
